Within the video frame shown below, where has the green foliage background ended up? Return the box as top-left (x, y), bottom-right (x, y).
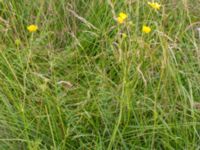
top-left (0, 0), bottom-right (199, 149)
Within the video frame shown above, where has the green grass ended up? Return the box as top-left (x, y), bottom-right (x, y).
top-left (0, 0), bottom-right (200, 149)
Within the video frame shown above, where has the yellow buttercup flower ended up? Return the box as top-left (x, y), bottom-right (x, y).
top-left (27, 24), bottom-right (38, 32)
top-left (117, 12), bottom-right (128, 24)
top-left (148, 2), bottom-right (161, 10)
top-left (117, 17), bottom-right (124, 24)
top-left (119, 12), bottom-right (128, 20)
top-left (142, 25), bottom-right (151, 34)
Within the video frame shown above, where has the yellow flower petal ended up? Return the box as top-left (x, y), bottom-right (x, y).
top-left (117, 17), bottom-right (124, 24)
top-left (27, 25), bottom-right (38, 32)
top-left (148, 2), bottom-right (161, 10)
top-left (142, 25), bottom-right (151, 34)
top-left (119, 12), bottom-right (128, 20)
top-left (117, 12), bottom-right (128, 24)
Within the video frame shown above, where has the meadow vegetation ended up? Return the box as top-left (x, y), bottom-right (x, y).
top-left (0, 0), bottom-right (200, 149)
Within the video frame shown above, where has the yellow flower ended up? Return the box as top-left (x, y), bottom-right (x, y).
top-left (117, 17), bottom-right (124, 24)
top-left (119, 12), bottom-right (128, 20)
top-left (27, 24), bottom-right (38, 32)
top-left (142, 25), bottom-right (151, 34)
top-left (117, 12), bottom-right (128, 24)
top-left (148, 2), bottom-right (161, 10)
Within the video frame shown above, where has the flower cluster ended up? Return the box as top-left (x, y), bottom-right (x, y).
top-left (116, 1), bottom-right (161, 34)
top-left (143, 1), bottom-right (161, 33)
top-left (26, 2), bottom-right (161, 35)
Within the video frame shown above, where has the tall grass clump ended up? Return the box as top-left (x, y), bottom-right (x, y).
top-left (0, 0), bottom-right (199, 149)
